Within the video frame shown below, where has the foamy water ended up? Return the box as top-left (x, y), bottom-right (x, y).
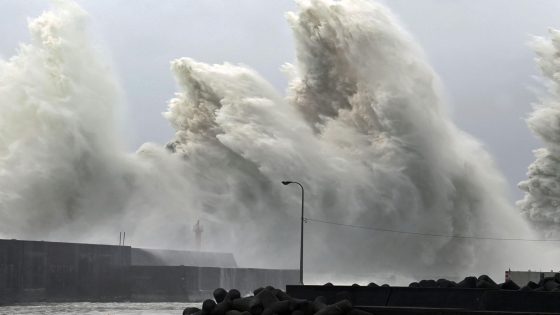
top-left (0, 302), bottom-right (198, 315)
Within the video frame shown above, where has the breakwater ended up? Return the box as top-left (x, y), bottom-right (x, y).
top-left (286, 278), bottom-right (560, 314)
top-left (0, 239), bottom-right (298, 304)
top-left (187, 282), bottom-right (560, 315)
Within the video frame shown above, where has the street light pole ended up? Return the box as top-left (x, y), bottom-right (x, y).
top-left (282, 181), bottom-right (304, 285)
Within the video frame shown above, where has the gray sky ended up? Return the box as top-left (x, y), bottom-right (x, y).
top-left (1, 0), bottom-right (559, 201)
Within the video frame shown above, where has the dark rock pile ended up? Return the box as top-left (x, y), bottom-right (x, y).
top-left (401, 274), bottom-right (560, 292)
top-left (183, 286), bottom-right (372, 315)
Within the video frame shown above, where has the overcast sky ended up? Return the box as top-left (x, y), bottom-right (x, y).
top-left (2, 0), bottom-right (560, 201)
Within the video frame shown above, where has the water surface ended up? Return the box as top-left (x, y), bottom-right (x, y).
top-left (0, 302), bottom-right (199, 315)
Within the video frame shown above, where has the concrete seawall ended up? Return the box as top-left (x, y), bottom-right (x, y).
top-left (0, 239), bottom-right (298, 303)
top-left (286, 285), bottom-right (560, 313)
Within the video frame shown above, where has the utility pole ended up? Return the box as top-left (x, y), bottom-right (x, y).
top-left (282, 181), bottom-right (305, 285)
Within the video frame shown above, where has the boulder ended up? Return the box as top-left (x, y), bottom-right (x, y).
top-left (211, 301), bottom-right (232, 315)
top-left (436, 279), bottom-right (456, 288)
top-left (214, 288), bottom-right (228, 303)
top-left (457, 276), bottom-right (477, 288)
top-left (543, 279), bottom-right (559, 291)
top-left (418, 280), bottom-right (437, 288)
top-left (314, 300), bottom-right (352, 315)
top-left (184, 307), bottom-right (201, 315)
top-left (476, 275), bottom-right (499, 289)
top-left (227, 289), bottom-right (242, 301)
top-left (232, 297), bottom-right (253, 312)
top-left (499, 280), bottom-right (520, 290)
top-left (253, 287), bottom-right (264, 296)
top-left (202, 299), bottom-right (217, 313)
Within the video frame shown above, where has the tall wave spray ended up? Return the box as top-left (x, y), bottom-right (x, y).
top-left (0, 0), bottom-right (543, 282)
top-left (518, 30), bottom-right (560, 240)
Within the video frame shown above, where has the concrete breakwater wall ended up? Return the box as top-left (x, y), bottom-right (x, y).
top-left (286, 284), bottom-right (560, 313)
top-left (0, 239), bottom-right (298, 303)
top-left (0, 239), bottom-right (130, 303)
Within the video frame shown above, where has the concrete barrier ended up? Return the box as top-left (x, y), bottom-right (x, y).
top-left (386, 287), bottom-right (486, 309)
top-left (286, 285), bottom-right (560, 313)
top-left (481, 290), bottom-right (560, 313)
top-left (0, 239), bottom-right (299, 303)
top-left (0, 239), bottom-right (130, 303)
top-left (286, 285), bottom-right (391, 305)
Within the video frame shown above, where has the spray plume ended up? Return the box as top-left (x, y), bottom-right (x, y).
top-left (518, 29), bottom-right (560, 239)
top-left (0, 0), bottom-right (547, 283)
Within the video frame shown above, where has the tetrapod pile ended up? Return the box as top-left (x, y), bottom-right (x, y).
top-left (183, 286), bottom-right (372, 315)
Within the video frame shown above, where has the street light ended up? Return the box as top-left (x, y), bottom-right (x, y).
top-left (282, 180), bottom-right (304, 285)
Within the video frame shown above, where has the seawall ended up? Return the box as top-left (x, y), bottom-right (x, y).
top-left (0, 239), bottom-right (298, 304)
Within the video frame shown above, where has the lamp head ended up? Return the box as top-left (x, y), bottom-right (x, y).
top-left (281, 181), bottom-right (292, 185)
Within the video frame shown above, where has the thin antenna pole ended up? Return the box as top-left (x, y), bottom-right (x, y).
top-left (123, 232), bottom-right (126, 246)
top-left (119, 232), bottom-right (122, 246)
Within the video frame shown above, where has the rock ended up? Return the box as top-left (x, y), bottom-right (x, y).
top-left (232, 297), bottom-right (253, 312)
top-left (520, 285), bottom-right (533, 292)
top-left (184, 307), bottom-right (201, 315)
top-left (381, 284), bottom-right (389, 287)
top-left (275, 290), bottom-right (293, 301)
top-left (202, 299), bottom-right (217, 313)
top-left (408, 282), bottom-right (420, 288)
top-left (476, 275), bottom-right (500, 289)
top-left (499, 280), bottom-right (520, 290)
top-left (526, 281), bottom-right (539, 289)
top-left (250, 289), bottom-right (279, 315)
top-left (260, 289), bottom-right (280, 308)
top-left (554, 273), bottom-right (560, 283)
top-left (314, 296), bottom-right (328, 305)
top-left (249, 303), bottom-right (263, 315)
top-left (214, 288), bottom-right (228, 303)
top-left (291, 310), bottom-right (305, 315)
top-left (314, 300), bottom-right (352, 315)
top-left (436, 279), bottom-right (456, 288)
top-left (226, 311), bottom-right (243, 315)
top-left (476, 275), bottom-right (499, 289)
top-left (538, 277), bottom-right (555, 287)
top-left (312, 297), bottom-right (327, 313)
top-left (457, 276), bottom-right (477, 288)
top-left (266, 300), bottom-right (293, 315)
top-left (418, 280), bottom-right (437, 288)
top-left (227, 289), bottom-right (242, 301)
top-left (476, 279), bottom-right (499, 289)
top-left (543, 279), bottom-right (559, 291)
top-left (366, 282), bottom-right (378, 287)
top-left (293, 299), bottom-right (314, 315)
top-left (324, 282), bottom-right (334, 286)
top-left (351, 284), bottom-right (360, 287)
top-left (253, 288), bottom-right (264, 296)
top-left (211, 301), bottom-right (232, 315)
